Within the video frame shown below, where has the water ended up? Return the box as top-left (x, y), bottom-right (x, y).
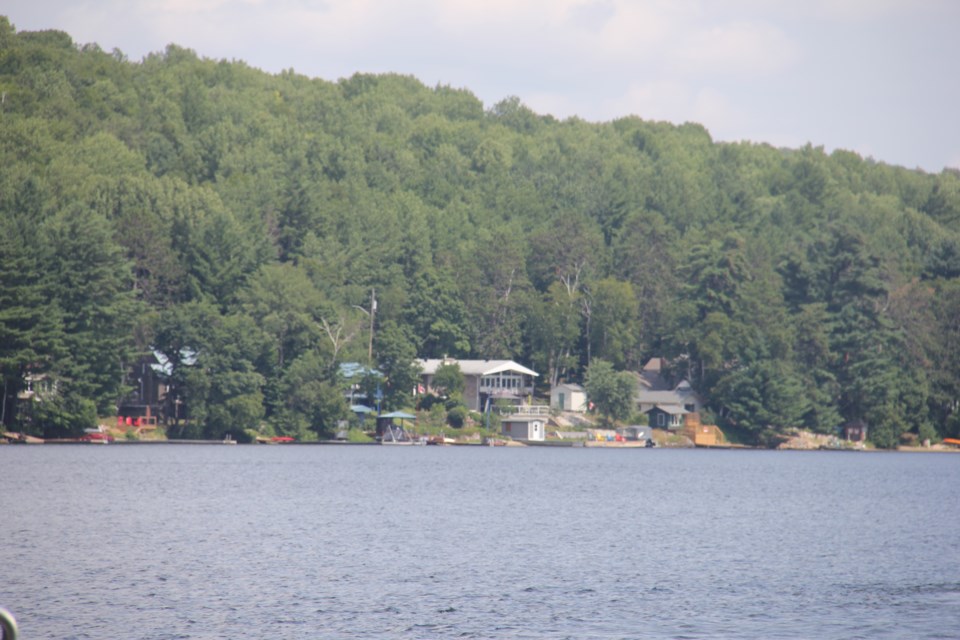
top-left (1, 445), bottom-right (958, 639)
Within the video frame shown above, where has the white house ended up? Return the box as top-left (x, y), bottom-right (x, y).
top-left (551, 383), bottom-right (587, 412)
top-left (418, 358), bottom-right (538, 412)
top-left (501, 416), bottom-right (546, 442)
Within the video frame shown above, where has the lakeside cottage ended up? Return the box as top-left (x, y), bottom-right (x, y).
top-left (634, 358), bottom-right (704, 415)
top-left (417, 358), bottom-right (538, 412)
top-left (645, 404), bottom-right (688, 430)
top-left (118, 348), bottom-right (196, 429)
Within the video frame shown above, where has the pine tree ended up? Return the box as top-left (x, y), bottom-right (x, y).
top-left (0, 217), bottom-right (63, 429)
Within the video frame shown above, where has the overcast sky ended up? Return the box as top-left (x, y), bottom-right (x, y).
top-left (5, 1), bottom-right (958, 172)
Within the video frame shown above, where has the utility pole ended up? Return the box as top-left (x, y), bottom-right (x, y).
top-left (352, 287), bottom-right (377, 364)
top-left (368, 288), bottom-right (376, 364)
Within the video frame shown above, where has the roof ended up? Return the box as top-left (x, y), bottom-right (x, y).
top-left (638, 389), bottom-right (693, 402)
top-left (350, 404), bottom-right (375, 414)
top-left (150, 348), bottom-right (198, 377)
top-left (646, 404), bottom-right (689, 415)
top-left (643, 357), bottom-right (664, 372)
top-left (339, 362), bottom-right (382, 379)
top-left (418, 358), bottom-right (538, 377)
top-left (553, 383), bottom-right (584, 392)
top-left (379, 411), bottom-right (416, 419)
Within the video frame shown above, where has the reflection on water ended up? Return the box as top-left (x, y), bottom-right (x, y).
top-left (1, 446), bottom-right (958, 639)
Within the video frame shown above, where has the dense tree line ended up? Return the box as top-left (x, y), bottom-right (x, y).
top-left (2, 18), bottom-right (959, 446)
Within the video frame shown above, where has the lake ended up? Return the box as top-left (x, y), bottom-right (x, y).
top-left (1, 445), bottom-right (958, 639)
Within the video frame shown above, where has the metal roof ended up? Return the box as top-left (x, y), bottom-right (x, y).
top-left (339, 362), bottom-right (382, 379)
top-left (418, 358), bottom-right (538, 377)
top-left (646, 404), bottom-right (689, 415)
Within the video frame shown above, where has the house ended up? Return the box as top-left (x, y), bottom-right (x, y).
top-left (117, 350), bottom-right (178, 428)
top-left (634, 358), bottom-right (704, 415)
top-left (17, 373), bottom-right (57, 402)
top-left (13, 372), bottom-right (58, 430)
top-left (501, 416), bottom-right (545, 442)
top-left (551, 383), bottom-right (587, 412)
top-left (339, 362), bottom-right (383, 406)
top-left (646, 405), bottom-right (688, 430)
top-left (637, 357), bottom-right (673, 391)
top-left (418, 358), bottom-right (538, 412)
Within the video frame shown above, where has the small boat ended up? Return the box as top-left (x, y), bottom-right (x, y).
top-left (80, 431), bottom-right (114, 443)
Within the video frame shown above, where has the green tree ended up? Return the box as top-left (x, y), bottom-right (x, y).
top-left (792, 303), bottom-right (843, 433)
top-left (460, 225), bottom-right (530, 358)
top-left (405, 267), bottom-right (470, 357)
top-left (95, 176), bottom-right (186, 307)
top-left (42, 206), bottom-right (140, 415)
top-left (587, 278), bottom-right (639, 369)
top-left (526, 281), bottom-right (582, 389)
top-left (431, 362), bottom-right (465, 398)
top-left (373, 320), bottom-right (421, 410)
top-left (273, 350), bottom-right (349, 439)
top-left (712, 360), bottom-right (809, 445)
top-left (927, 280), bottom-right (960, 438)
top-left (584, 359), bottom-right (635, 425)
top-left (153, 301), bottom-right (269, 439)
top-left (241, 262), bottom-right (326, 370)
top-left (194, 312), bottom-right (269, 439)
top-left (612, 209), bottom-right (679, 355)
top-left (0, 216), bottom-right (62, 429)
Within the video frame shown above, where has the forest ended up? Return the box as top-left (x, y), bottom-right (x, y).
top-left (2, 17), bottom-right (960, 447)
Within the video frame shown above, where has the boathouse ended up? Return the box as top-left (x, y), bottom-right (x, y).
top-left (501, 416), bottom-right (546, 442)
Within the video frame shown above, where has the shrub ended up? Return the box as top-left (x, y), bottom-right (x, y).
top-left (447, 405), bottom-right (468, 428)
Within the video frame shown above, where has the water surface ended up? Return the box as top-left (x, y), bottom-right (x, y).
top-left (2, 445), bottom-right (958, 638)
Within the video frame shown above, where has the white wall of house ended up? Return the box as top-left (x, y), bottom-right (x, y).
top-left (551, 384), bottom-right (587, 412)
top-left (502, 418), bottom-right (545, 441)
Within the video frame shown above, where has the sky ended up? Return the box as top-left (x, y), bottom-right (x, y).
top-left (5, 1), bottom-right (959, 173)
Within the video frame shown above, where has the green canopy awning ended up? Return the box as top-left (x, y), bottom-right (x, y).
top-left (350, 404), bottom-right (375, 414)
top-left (379, 411), bottom-right (416, 420)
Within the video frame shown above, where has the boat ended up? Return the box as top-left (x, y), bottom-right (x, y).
top-left (80, 431), bottom-right (114, 443)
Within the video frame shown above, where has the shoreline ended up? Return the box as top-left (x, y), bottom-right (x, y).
top-left (4, 437), bottom-right (958, 452)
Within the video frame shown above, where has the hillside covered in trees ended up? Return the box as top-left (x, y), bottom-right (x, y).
top-left (2, 17), bottom-right (960, 447)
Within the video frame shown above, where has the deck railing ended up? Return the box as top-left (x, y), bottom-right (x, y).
top-left (496, 404), bottom-right (551, 417)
